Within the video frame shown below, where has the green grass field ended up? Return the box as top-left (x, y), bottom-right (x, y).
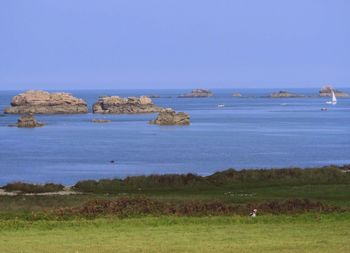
top-left (1, 167), bottom-right (349, 252)
top-left (1, 183), bottom-right (349, 214)
top-left (1, 215), bottom-right (349, 253)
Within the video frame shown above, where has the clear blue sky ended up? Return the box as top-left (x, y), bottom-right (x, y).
top-left (0, 0), bottom-right (349, 90)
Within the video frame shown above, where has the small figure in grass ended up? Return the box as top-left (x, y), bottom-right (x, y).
top-left (249, 208), bottom-right (257, 217)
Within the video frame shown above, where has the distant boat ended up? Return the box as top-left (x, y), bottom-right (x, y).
top-left (217, 104), bottom-right (225, 108)
top-left (321, 107), bottom-right (328, 111)
top-left (326, 90), bottom-right (337, 105)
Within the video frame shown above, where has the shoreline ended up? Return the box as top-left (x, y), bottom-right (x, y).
top-left (1, 164), bottom-right (349, 195)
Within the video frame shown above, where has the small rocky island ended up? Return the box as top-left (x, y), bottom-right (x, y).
top-left (93, 96), bottom-right (161, 114)
top-left (149, 108), bottom-right (190, 125)
top-left (232, 92), bottom-right (242, 97)
top-left (4, 90), bottom-right (88, 114)
top-left (12, 114), bottom-right (44, 128)
top-left (268, 91), bottom-right (304, 98)
top-left (319, 86), bottom-right (349, 97)
top-left (178, 89), bottom-right (213, 98)
top-left (91, 119), bottom-right (112, 123)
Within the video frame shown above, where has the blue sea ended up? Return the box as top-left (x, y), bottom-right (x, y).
top-left (1, 88), bottom-right (350, 185)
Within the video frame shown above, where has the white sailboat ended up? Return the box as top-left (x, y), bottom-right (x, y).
top-left (326, 90), bottom-right (337, 105)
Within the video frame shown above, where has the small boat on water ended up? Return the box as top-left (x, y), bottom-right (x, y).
top-left (321, 108), bottom-right (328, 111)
top-left (326, 90), bottom-right (337, 105)
top-left (217, 104), bottom-right (225, 108)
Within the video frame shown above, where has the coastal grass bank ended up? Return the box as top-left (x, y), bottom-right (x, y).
top-left (0, 165), bottom-right (349, 252)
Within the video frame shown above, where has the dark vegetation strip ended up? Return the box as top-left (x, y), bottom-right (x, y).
top-left (1, 182), bottom-right (64, 193)
top-left (73, 166), bottom-right (350, 194)
top-left (0, 197), bottom-right (346, 221)
top-left (55, 197), bottom-right (343, 218)
top-left (1, 166), bottom-right (349, 194)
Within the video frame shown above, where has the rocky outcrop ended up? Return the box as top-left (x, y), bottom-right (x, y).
top-left (4, 90), bottom-right (88, 114)
top-left (91, 119), bottom-right (112, 123)
top-left (319, 86), bottom-right (349, 97)
top-left (12, 114), bottom-right (44, 128)
top-left (93, 96), bottom-right (161, 114)
top-left (268, 91), bottom-right (304, 98)
top-left (178, 89), bottom-right (213, 98)
top-left (149, 108), bottom-right (190, 125)
top-left (232, 92), bottom-right (242, 97)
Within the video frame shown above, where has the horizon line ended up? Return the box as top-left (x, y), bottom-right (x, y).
top-left (1, 86), bottom-right (349, 91)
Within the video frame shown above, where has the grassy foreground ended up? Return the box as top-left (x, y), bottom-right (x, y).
top-left (0, 166), bottom-right (349, 252)
top-left (0, 215), bottom-right (349, 253)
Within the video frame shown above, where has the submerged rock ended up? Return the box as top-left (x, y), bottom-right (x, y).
top-left (178, 89), bottom-right (213, 98)
top-left (4, 90), bottom-right (88, 114)
top-left (12, 114), bottom-right (44, 128)
top-left (319, 86), bottom-right (349, 97)
top-left (92, 96), bottom-right (161, 114)
top-left (149, 108), bottom-right (190, 125)
top-left (268, 91), bottom-right (304, 98)
top-left (91, 119), bottom-right (112, 123)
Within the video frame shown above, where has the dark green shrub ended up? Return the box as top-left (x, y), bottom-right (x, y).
top-left (58, 197), bottom-right (341, 218)
top-left (2, 182), bottom-right (64, 193)
top-left (72, 166), bottom-right (350, 194)
top-left (73, 179), bottom-right (123, 193)
top-left (207, 166), bottom-right (349, 186)
top-left (124, 173), bottom-right (206, 188)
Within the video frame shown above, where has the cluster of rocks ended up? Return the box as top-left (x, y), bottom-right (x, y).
top-left (178, 89), bottom-right (213, 98)
top-left (268, 91), bottom-right (304, 98)
top-left (4, 85), bottom-right (349, 128)
top-left (4, 90), bottom-right (88, 114)
top-left (319, 86), bottom-right (349, 97)
top-left (268, 86), bottom-right (349, 98)
top-left (4, 91), bottom-right (166, 115)
top-left (11, 114), bottom-right (44, 128)
top-left (149, 108), bottom-right (190, 125)
top-left (92, 96), bottom-right (161, 114)
top-left (228, 88), bottom-right (349, 98)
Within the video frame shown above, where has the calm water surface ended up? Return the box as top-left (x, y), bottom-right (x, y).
top-left (1, 88), bottom-right (350, 185)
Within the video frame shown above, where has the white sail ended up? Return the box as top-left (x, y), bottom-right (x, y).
top-left (331, 90), bottom-right (337, 104)
top-left (326, 89), bottom-right (337, 105)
